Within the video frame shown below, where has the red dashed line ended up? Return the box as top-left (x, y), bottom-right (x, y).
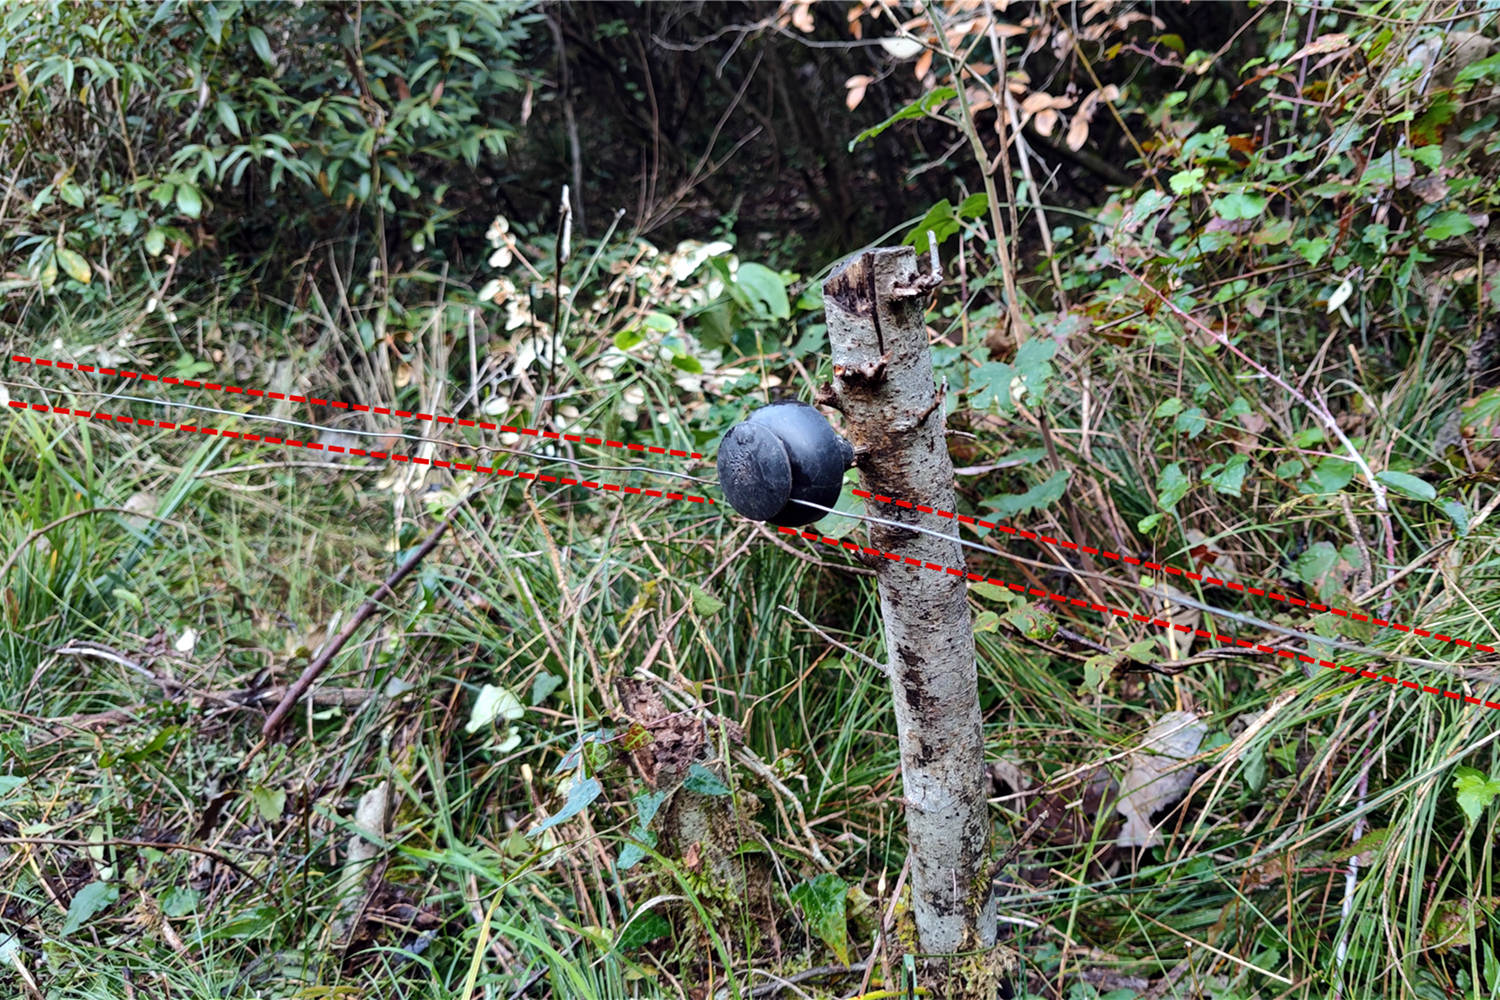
top-left (778, 526), bottom-right (1500, 714)
top-left (852, 488), bottom-right (1496, 659)
top-left (6, 399), bottom-right (713, 507)
top-left (11, 353), bottom-right (703, 460)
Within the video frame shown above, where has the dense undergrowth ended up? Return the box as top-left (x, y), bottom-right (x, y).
top-left (4, 2), bottom-right (1500, 998)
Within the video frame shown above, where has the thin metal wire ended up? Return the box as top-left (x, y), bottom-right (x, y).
top-left (1, 380), bottom-right (716, 485)
top-left (787, 496), bottom-right (1491, 677)
top-left (11, 375), bottom-right (1489, 677)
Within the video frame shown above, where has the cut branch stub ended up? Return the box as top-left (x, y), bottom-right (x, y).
top-left (823, 246), bottom-right (1000, 971)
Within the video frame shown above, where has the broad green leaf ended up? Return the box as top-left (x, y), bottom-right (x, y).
top-left (531, 672), bottom-right (563, 705)
top-left (1438, 497), bottom-right (1470, 537)
top-left (983, 469), bottom-right (1070, 518)
top-left (1168, 168), bottom-right (1205, 195)
top-left (1453, 51), bottom-right (1500, 89)
top-left (56, 247), bottom-right (91, 285)
top-left (1082, 650), bottom-right (1124, 694)
top-left (616, 909), bottom-right (671, 950)
top-left (59, 181), bottom-right (86, 208)
top-left (247, 25), bottom-right (274, 66)
top-left (61, 880), bottom-right (118, 937)
top-left (1002, 603), bottom-right (1057, 640)
top-left (818, 469), bottom-right (866, 540)
top-left (789, 873), bottom-right (850, 964)
top-left (1154, 397), bottom-right (1184, 418)
top-left (1376, 470), bottom-right (1436, 501)
top-left (1292, 237), bottom-right (1330, 265)
top-left (734, 262), bottom-right (789, 320)
top-left (634, 788), bottom-right (670, 829)
top-left (904, 199), bottom-right (962, 253)
top-left (970, 581), bottom-right (1012, 602)
top-left (956, 192), bottom-right (988, 218)
top-left (176, 183), bottom-right (203, 219)
top-left (1423, 210), bottom-right (1475, 242)
top-left (215, 97), bottom-right (240, 138)
top-left (145, 227), bottom-right (167, 256)
top-left (683, 762), bottom-right (731, 797)
top-left (161, 887), bottom-right (198, 918)
top-left (642, 311), bottom-right (677, 332)
top-left (1294, 542), bottom-right (1340, 591)
top-left (1302, 456), bottom-right (1355, 494)
top-left (1174, 406), bottom-right (1207, 438)
top-left (616, 832), bottom-right (655, 871)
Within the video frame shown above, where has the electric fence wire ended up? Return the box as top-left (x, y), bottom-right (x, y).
top-left (785, 497), bottom-right (1496, 680)
top-left (0, 380), bottom-right (717, 486)
top-left (8, 377), bottom-right (1493, 677)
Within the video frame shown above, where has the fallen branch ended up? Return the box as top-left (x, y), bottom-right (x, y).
top-left (257, 497), bottom-right (469, 742)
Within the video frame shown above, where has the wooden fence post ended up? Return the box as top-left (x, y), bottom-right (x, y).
top-left (821, 246), bottom-right (1011, 995)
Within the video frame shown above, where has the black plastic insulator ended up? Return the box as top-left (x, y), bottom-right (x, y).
top-left (716, 400), bottom-right (855, 527)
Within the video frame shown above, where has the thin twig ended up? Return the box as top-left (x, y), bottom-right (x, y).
top-left (256, 495), bottom-right (470, 742)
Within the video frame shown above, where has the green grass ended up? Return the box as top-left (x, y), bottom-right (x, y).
top-left (4, 208), bottom-right (1500, 1000)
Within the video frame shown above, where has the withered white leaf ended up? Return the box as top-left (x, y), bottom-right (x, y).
top-left (1115, 710), bottom-right (1207, 848)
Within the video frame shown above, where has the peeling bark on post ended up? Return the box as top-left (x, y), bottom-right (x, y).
top-left (822, 247), bottom-right (1001, 985)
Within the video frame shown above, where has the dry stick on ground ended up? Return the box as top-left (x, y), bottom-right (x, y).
top-left (255, 495), bottom-right (470, 744)
top-left (823, 246), bottom-right (1010, 993)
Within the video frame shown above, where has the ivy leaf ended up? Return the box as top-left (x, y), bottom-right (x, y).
top-left (466, 683), bottom-right (524, 734)
top-left (1454, 766), bottom-right (1500, 824)
top-left (789, 873), bottom-right (850, 964)
top-left (1301, 456), bottom-right (1355, 494)
top-left (683, 763), bottom-right (731, 797)
top-left (1155, 462), bottom-right (1191, 510)
top-left (250, 784), bottom-right (286, 823)
top-left (1210, 191), bottom-right (1266, 220)
top-left (688, 584), bottom-right (725, 616)
top-left (1168, 168), bottom-right (1205, 195)
top-left (1203, 454), bottom-right (1249, 496)
top-left (531, 775), bottom-right (603, 836)
top-left (904, 199), bottom-right (961, 254)
top-left (617, 789), bottom-right (670, 871)
top-left (531, 672), bottom-right (564, 705)
top-left (615, 909), bottom-right (671, 949)
top-left (968, 361), bottom-right (1016, 411)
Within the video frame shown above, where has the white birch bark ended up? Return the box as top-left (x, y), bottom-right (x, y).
top-left (821, 246), bottom-right (997, 956)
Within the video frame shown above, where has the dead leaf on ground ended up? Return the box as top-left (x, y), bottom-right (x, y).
top-left (1115, 710), bottom-right (1207, 848)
